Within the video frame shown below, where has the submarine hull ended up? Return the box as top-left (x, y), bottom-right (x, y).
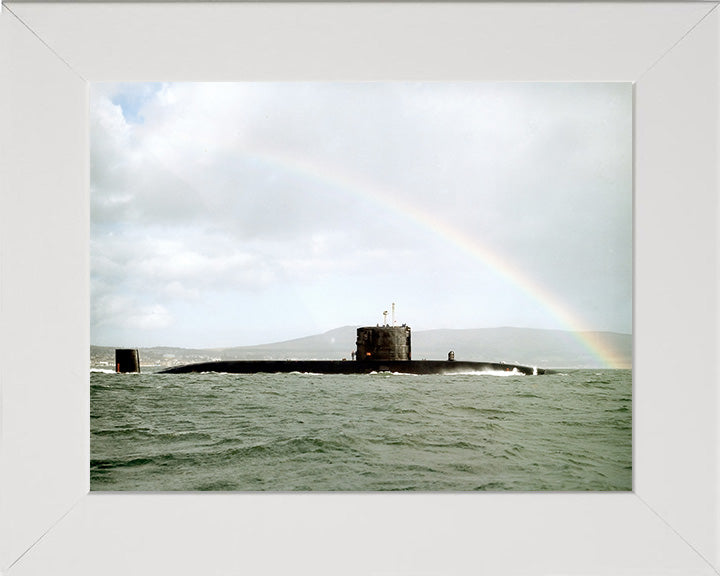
top-left (159, 360), bottom-right (550, 375)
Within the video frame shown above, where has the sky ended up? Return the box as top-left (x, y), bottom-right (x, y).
top-left (90, 82), bottom-right (632, 349)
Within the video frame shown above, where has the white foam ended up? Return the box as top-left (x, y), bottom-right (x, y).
top-left (449, 369), bottom-right (526, 377)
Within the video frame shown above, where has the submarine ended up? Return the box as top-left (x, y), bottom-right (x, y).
top-left (149, 309), bottom-right (551, 376)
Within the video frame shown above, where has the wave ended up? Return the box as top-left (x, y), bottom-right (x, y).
top-left (450, 369), bottom-right (526, 377)
top-left (90, 370), bottom-right (632, 491)
top-left (473, 481), bottom-right (508, 491)
top-left (91, 434), bottom-right (364, 472)
top-left (210, 436), bottom-right (355, 461)
top-left (91, 455), bottom-right (176, 469)
top-left (450, 405), bottom-right (516, 417)
top-left (93, 429), bottom-right (213, 442)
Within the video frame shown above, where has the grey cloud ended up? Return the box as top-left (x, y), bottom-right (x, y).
top-left (91, 82), bottom-right (632, 347)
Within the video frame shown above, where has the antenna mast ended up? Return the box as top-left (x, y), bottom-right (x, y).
top-left (392, 302), bottom-right (396, 326)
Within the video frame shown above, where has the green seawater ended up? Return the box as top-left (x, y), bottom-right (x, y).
top-left (90, 369), bottom-right (631, 491)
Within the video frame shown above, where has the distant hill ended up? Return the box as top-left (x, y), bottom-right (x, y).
top-left (91, 326), bottom-right (631, 369)
top-left (411, 327), bottom-right (630, 369)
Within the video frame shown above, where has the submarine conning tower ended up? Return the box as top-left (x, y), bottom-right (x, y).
top-left (356, 324), bottom-right (411, 361)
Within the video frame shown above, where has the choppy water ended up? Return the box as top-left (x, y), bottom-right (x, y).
top-left (91, 369), bottom-right (631, 491)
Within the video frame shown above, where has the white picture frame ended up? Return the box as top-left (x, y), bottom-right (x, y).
top-left (1, 2), bottom-right (718, 574)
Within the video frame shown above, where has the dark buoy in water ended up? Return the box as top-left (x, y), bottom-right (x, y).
top-left (115, 349), bottom-right (140, 373)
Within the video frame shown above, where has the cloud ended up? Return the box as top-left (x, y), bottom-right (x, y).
top-left (91, 293), bottom-right (173, 340)
top-left (90, 82), bottom-right (632, 347)
top-left (131, 305), bottom-right (173, 330)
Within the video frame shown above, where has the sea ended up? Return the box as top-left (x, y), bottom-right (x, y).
top-left (90, 369), bottom-right (632, 491)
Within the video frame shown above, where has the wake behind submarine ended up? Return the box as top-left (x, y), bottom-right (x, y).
top-left (142, 309), bottom-right (551, 376)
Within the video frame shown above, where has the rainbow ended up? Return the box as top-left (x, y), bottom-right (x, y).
top-left (243, 146), bottom-right (628, 369)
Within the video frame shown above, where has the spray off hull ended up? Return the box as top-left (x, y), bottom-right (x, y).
top-left (159, 360), bottom-right (551, 375)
